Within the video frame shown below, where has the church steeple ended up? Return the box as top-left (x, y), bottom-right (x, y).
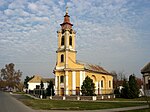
top-left (60, 7), bottom-right (73, 30)
top-left (55, 7), bottom-right (76, 70)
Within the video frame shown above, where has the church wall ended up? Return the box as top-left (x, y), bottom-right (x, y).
top-left (56, 52), bottom-right (66, 67)
top-left (67, 52), bottom-right (84, 69)
top-left (54, 71), bottom-right (66, 95)
top-left (68, 71), bottom-right (72, 95)
top-left (76, 71), bottom-right (80, 88)
top-left (84, 71), bottom-right (113, 94)
top-left (57, 31), bottom-right (62, 48)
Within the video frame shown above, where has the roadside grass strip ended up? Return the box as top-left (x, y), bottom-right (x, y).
top-left (14, 94), bottom-right (148, 110)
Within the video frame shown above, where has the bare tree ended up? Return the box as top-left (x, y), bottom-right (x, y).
top-left (111, 71), bottom-right (126, 88)
top-left (0, 63), bottom-right (22, 91)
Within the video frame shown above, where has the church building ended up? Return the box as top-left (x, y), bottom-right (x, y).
top-left (53, 9), bottom-right (113, 96)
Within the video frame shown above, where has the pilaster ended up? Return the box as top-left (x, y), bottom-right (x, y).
top-left (72, 71), bottom-right (76, 95)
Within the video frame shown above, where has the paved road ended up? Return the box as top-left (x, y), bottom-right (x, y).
top-left (0, 91), bottom-right (36, 112)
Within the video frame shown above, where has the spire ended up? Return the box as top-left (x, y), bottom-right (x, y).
top-left (60, 6), bottom-right (73, 30)
top-left (66, 6), bottom-right (68, 15)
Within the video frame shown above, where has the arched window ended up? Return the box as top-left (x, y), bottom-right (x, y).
top-left (101, 76), bottom-right (105, 88)
top-left (69, 36), bottom-right (72, 46)
top-left (60, 76), bottom-right (64, 83)
top-left (61, 54), bottom-right (64, 62)
top-left (109, 81), bottom-right (111, 88)
top-left (91, 75), bottom-right (96, 82)
top-left (148, 77), bottom-right (150, 89)
top-left (61, 36), bottom-right (65, 46)
top-left (101, 80), bottom-right (103, 88)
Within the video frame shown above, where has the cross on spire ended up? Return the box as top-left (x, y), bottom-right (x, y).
top-left (66, 6), bottom-right (68, 15)
top-left (60, 6), bottom-right (73, 30)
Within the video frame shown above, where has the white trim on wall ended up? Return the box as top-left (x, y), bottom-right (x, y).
top-left (65, 71), bottom-right (68, 95)
top-left (99, 81), bottom-right (101, 94)
top-left (72, 71), bottom-right (76, 95)
top-left (56, 66), bottom-right (65, 70)
top-left (80, 71), bottom-right (83, 89)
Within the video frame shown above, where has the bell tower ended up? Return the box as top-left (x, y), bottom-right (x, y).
top-left (56, 7), bottom-right (77, 69)
top-left (54, 7), bottom-right (78, 96)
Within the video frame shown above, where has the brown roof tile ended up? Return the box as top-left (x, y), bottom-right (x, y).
top-left (77, 61), bottom-right (111, 75)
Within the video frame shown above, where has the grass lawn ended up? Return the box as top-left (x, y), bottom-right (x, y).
top-left (109, 97), bottom-right (150, 101)
top-left (13, 94), bottom-right (148, 110)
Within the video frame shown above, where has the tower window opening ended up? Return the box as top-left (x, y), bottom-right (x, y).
top-left (61, 54), bottom-right (64, 62)
top-left (70, 29), bottom-right (72, 34)
top-left (61, 36), bottom-right (65, 46)
top-left (62, 30), bottom-right (65, 34)
top-left (69, 36), bottom-right (72, 46)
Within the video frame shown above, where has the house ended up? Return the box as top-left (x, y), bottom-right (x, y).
top-left (141, 62), bottom-right (150, 96)
top-left (53, 8), bottom-right (113, 96)
top-left (28, 75), bottom-right (54, 91)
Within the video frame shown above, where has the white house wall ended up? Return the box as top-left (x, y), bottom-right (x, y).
top-left (28, 82), bottom-right (49, 90)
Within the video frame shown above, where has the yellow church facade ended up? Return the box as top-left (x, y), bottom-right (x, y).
top-left (53, 9), bottom-right (113, 96)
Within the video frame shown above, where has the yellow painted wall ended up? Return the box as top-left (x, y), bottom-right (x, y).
top-left (76, 71), bottom-right (80, 87)
top-left (68, 71), bottom-right (72, 91)
top-left (56, 51), bottom-right (84, 69)
top-left (83, 71), bottom-right (113, 94)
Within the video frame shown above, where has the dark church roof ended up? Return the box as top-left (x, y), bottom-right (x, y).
top-left (77, 61), bottom-right (111, 75)
top-left (60, 8), bottom-right (73, 30)
top-left (141, 62), bottom-right (150, 74)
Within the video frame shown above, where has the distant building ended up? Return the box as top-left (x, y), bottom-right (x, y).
top-left (141, 62), bottom-right (150, 96)
top-left (53, 8), bottom-right (113, 96)
top-left (28, 75), bottom-right (54, 90)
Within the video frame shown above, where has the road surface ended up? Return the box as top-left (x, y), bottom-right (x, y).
top-left (0, 91), bottom-right (35, 112)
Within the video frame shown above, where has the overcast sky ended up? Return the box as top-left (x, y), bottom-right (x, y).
top-left (0, 0), bottom-right (150, 80)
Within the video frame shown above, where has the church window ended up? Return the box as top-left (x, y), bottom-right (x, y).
top-left (109, 81), bottom-right (111, 88)
top-left (148, 80), bottom-right (150, 89)
top-left (69, 36), bottom-right (72, 46)
top-left (61, 36), bottom-right (65, 46)
top-left (101, 80), bottom-right (103, 88)
top-left (60, 76), bottom-right (64, 83)
top-left (61, 54), bottom-right (64, 62)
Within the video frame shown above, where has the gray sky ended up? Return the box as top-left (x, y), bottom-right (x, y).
top-left (0, 0), bottom-right (150, 80)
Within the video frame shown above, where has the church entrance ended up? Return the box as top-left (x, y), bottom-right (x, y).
top-left (76, 87), bottom-right (80, 96)
top-left (60, 88), bottom-right (64, 96)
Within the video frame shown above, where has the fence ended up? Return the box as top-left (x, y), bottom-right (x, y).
top-left (145, 90), bottom-right (150, 96)
top-left (28, 89), bottom-right (47, 98)
top-left (28, 89), bottom-right (114, 100)
top-left (54, 89), bottom-right (114, 96)
top-left (48, 95), bottom-right (115, 101)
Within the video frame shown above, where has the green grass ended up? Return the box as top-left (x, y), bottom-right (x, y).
top-left (110, 97), bottom-right (150, 101)
top-left (15, 95), bottom-right (148, 110)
